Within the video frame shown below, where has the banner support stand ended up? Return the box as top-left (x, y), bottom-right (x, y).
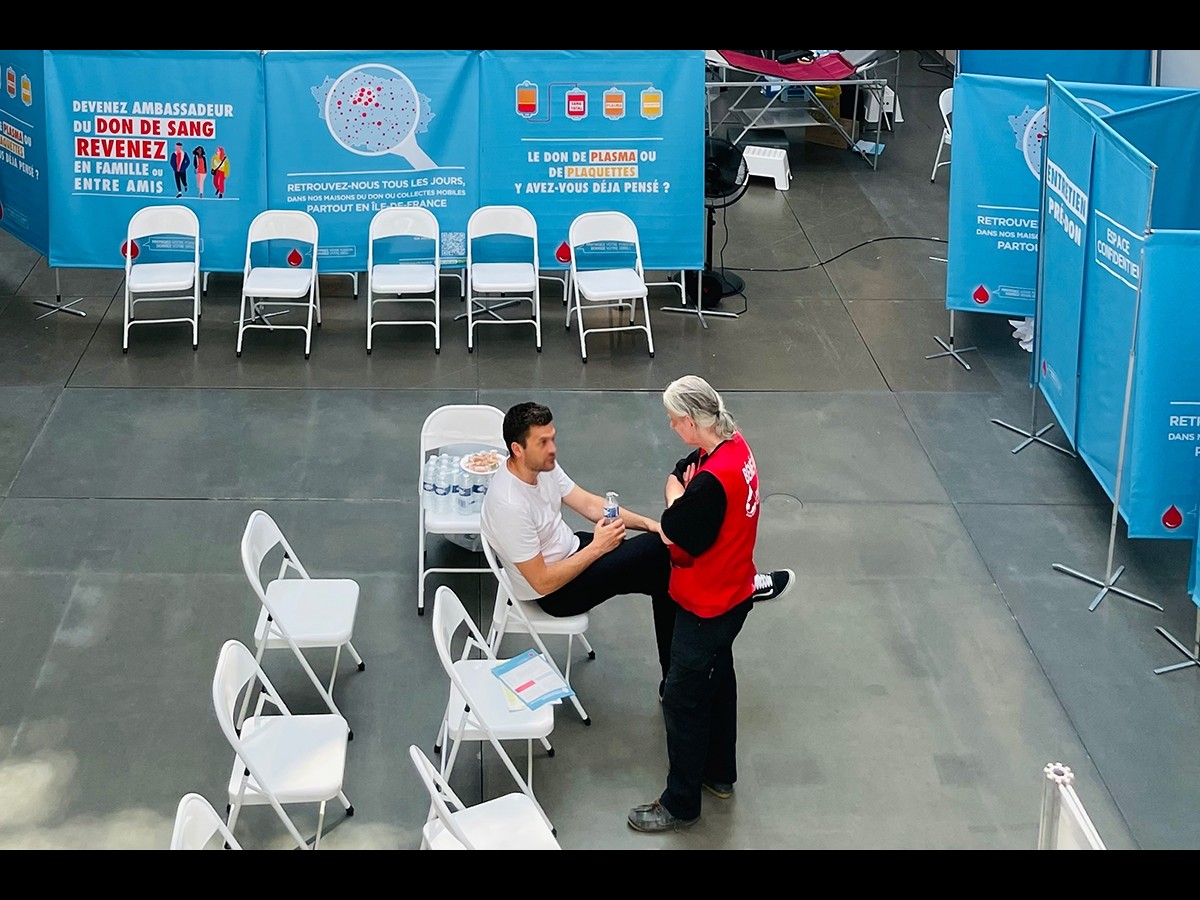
top-left (926, 309), bottom-right (977, 370)
top-left (660, 270), bottom-right (725, 328)
top-left (1051, 287), bottom-right (1162, 613)
top-left (33, 268), bottom-right (87, 320)
top-left (991, 387), bottom-right (1076, 456)
top-left (1153, 609), bottom-right (1200, 675)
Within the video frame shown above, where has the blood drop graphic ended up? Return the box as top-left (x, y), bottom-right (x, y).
top-left (121, 240), bottom-right (139, 260)
top-left (1162, 505), bottom-right (1183, 530)
top-left (555, 241), bottom-right (571, 264)
top-left (973, 285), bottom-right (990, 305)
top-left (287, 248), bottom-right (303, 267)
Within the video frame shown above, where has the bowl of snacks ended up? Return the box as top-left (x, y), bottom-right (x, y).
top-left (461, 448), bottom-right (505, 476)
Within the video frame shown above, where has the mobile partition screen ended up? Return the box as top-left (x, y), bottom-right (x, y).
top-left (0, 50), bottom-right (705, 276)
top-left (1033, 78), bottom-right (1200, 542)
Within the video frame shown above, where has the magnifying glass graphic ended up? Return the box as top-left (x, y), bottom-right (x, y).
top-left (321, 63), bottom-right (438, 171)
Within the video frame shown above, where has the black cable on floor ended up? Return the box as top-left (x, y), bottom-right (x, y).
top-left (726, 234), bottom-right (948, 273)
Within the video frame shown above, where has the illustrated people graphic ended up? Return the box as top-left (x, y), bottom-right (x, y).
top-left (192, 146), bottom-right (208, 199)
top-left (170, 141), bottom-right (190, 198)
top-left (211, 146), bottom-right (229, 199)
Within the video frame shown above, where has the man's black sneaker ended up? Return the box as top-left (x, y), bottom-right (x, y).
top-left (752, 569), bottom-right (796, 602)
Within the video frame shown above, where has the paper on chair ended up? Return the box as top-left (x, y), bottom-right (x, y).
top-left (492, 648), bottom-right (573, 711)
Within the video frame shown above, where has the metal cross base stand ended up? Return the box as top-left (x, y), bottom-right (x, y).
top-left (1051, 562), bottom-right (1164, 613)
top-left (660, 270), bottom-right (744, 327)
top-left (991, 390), bottom-right (1076, 456)
top-left (454, 298), bottom-right (522, 322)
top-left (926, 311), bottom-right (976, 371)
top-left (1153, 626), bottom-right (1200, 675)
top-left (34, 269), bottom-right (87, 319)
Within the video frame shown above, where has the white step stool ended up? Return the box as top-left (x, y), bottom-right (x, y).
top-left (743, 145), bottom-right (791, 191)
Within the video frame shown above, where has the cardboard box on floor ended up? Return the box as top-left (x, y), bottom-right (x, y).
top-left (806, 85), bottom-right (859, 148)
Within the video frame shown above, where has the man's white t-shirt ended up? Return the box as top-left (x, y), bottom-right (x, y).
top-left (481, 461), bottom-right (579, 602)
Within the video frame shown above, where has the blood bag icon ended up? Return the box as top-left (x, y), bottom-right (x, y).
top-left (603, 86), bottom-right (625, 121)
top-left (566, 86), bottom-right (588, 121)
top-left (516, 81), bottom-right (538, 118)
top-left (641, 85), bottom-right (663, 120)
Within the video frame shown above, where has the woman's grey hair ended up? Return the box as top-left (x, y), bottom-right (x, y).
top-left (663, 375), bottom-right (737, 439)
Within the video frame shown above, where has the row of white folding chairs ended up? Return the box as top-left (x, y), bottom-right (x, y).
top-left (123, 205), bottom-right (656, 364)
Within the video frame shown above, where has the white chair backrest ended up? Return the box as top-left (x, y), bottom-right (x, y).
top-left (480, 532), bottom-right (519, 602)
top-left (248, 209), bottom-right (318, 245)
top-left (420, 404), bottom-right (505, 454)
top-left (408, 744), bottom-right (476, 849)
top-left (568, 211), bottom-right (644, 272)
top-left (170, 792), bottom-right (242, 850)
top-left (370, 205), bottom-right (440, 245)
top-left (212, 639), bottom-right (291, 747)
top-left (240, 509), bottom-right (309, 601)
top-left (939, 87), bottom-right (953, 135)
top-left (432, 585), bottom-right (498, 680)
top-left (127, 204), bottom-right (200, 244)
top-left (467, 205), bottom-right (539, 267)
top-left (468, 204), bottom-right (537, 241)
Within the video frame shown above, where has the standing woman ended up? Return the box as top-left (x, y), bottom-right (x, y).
top-left (211, 146), bottom-right (229, 198)
top-left (628, 375), bottom-right (794, 833)
top-left (192, 146), bottom-right (208, 199)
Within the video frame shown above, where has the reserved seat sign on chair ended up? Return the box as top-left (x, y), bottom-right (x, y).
top-left (122, 205), bottom-right (202, 353)
top-left (366, 206), bottom-right (441, 355)
top-left (237, 210), bottom-right (321, 359)
top-left (566, 211), bottom-right (654, 363)
top-left (465, 205), bottom-right (542, 352)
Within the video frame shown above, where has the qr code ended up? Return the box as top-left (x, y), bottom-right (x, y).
top-left (442, 232), bottom-right (466, 258)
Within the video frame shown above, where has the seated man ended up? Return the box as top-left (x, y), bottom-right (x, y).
top-left (481, 402), bottom-right (793, 685)
top-left (481, 401), bottom-right (677, 680)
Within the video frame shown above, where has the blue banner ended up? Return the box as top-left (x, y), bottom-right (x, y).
top-left (948, 75), bottom-right (1192, 319)
top-left (958, 50), bottom-right (1152, 86)
top-left (1033, 80), bottom-right (1099, 445)
top-left (479, 50), bottom-right (704, 271)
top-left (264, 50), bottom-right (480, 272)
top-left (1126, 230), bottom-right (1200, 539)
top-left (0, 50), bottom-right (50, 254)
top-left (1073, 124), bottom-right (1152, 515)
top-left (43, 50), bottom-right (266, 271)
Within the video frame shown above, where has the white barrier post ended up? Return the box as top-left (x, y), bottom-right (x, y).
top-left (1038, 763), bottom-right (1107, 850)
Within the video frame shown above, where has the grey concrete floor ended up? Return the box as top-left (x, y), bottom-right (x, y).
top-left (1, 51), bottom-right (1194, 850)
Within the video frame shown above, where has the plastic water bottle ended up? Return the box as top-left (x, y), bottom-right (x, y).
top-left (471, 472), bottom-right (488, 510)
top-left (424, 456), bottom-right (440, 509)
top-left (433, 460), bottom-right (453, 515)
top-left (604, 491), bottom-right (619, 522)
top-left (455, 470), bottom-right (473, 515)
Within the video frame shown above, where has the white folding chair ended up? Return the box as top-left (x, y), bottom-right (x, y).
top-left (170, 792), bottom-right (242, 850)
top-left (213, 639), bottom-right (353, 850)
top-left (122, 205), bottom-right (201, 353)
top-left (417, 404), bottom-right (505, 616)
top-left (465, 205), bottom-right (542, 352)
top-left (430, 585), bottom-right (555, 833)
top-left (236, 210), bottom-right (321, 359)
top-left (481, 533), bottom-right (594, 726)
top-left (408, 745), bottom-right (560, 850)
top-left (240, 509), bottom-right (364, 735)
top-left (931, 86), bottom-right (953, 182)
top-left (566, 210), bottom-right (654, 363)
top-left (366, 206), bottom-right (441, 355)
